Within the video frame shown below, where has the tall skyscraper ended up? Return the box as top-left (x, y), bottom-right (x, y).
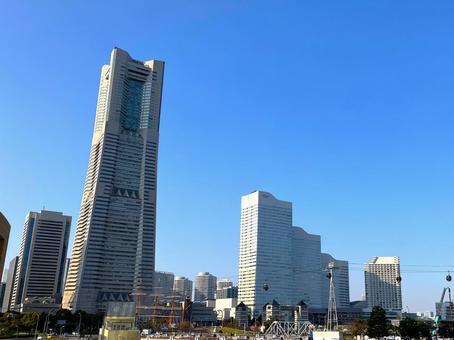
top-left (173, 276), bottom-right (193, 299)
top-left (194, 272), bottom-right (217, 302)
top-left (11, 210), bottom-right (71, 312)
top-left (2, 257), bottom-right (18, 312)
top-left (238, 191), bottom-right (293, 317)
top-left (292, 227), bottom-right (322, 308)
top-left (63, 48), bottom-right (165, 313)
top-left (364, 256), bottom-right (402, 310)
top-left (321, 253), bottom-right (350, 309)
top-left (153, 271), bottom-right (175, 296)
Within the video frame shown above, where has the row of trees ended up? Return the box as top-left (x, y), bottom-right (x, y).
top-left (0, 309), bottom-right (103, 337)
top-left (351, 306), bottom-right (454, 339)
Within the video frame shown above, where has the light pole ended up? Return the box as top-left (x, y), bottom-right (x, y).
top-left (34, 313), bottom-right (40, 339)
top-left (77, 311), bottom-right (82, 338)
top-left (44, 308), bottom-right (58, 334)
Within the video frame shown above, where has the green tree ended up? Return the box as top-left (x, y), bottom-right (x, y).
top-left (367, 306), bottom-right (389, 339)
top-left (351, 319), bottom-right (367, 337)
top-left (416, 320), bottom-right (431, 339)
top-left (438, 321), bottom-right (454, 338)
top-left (20, 312), bottom-right (40, 335)
top-left (399, 318), bottom-right (418, 339)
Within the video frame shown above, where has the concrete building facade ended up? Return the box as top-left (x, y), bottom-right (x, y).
top-left (63, 48), bottom-right (165, 313)
top-left (60, 258), bottom-right (70, 294)
top-left (173, 276), bottom-right (193, 299)
top-left (0, 213), bottom-right (10, 277)
top-left (238, 191), bottom-right (328, 317)
top-left (153, 271), bottom-right (174, 296)
top-left (2, 257), bottom-right (18, 312)
top-left (238, 191), bottom-right (293, 317)
top-left (217, 278), bottom-right (233, 291)
top-left (216, 286), bottom-right (238, 299)
top-left (194, 272), bottom-right (217, 302)
top-left (292, 227), bottom-right (322, 308)
top-left (365, 256), bottom-right (402, 311)
top-left (11, 210), bottom-right (71, 312)
top-left (321, 253), bottom-right (350, 309)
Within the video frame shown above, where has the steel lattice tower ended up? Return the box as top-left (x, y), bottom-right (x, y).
top-left (325, 261), bottom-right (338, 331)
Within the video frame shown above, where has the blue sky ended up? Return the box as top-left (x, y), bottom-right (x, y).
top-left (1, 1), bottom-right (453, 312)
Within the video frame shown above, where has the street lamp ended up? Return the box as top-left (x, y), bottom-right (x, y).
top-left (77, 311), bottom-right (82, 338)
top-left (44, 308), bottom-right (58, 335)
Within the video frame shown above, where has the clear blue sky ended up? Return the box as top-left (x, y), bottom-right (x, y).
top-left (1, 1), bottom-right (453, 312)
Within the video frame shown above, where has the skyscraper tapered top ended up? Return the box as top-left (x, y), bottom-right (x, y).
top-left (63, 48), bottom-right (165, 313)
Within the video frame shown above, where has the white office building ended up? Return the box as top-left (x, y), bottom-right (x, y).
top-left (63, 48), bottom-right (165, 313)
top-left (2, 257), bottom-right (18, 312)
top-left (237, 191), bottom-right (332, 317)
top-left (321, 253), bottom-right (350, 308)
top-left (292, 227), bottom-right (322, 308)
top-left (365, 256), bottom-right (402, 310)
top-left (238, 191), bottom-right (294, 317)
top-left (153, 271), bottom-right (175, 296)
top-left (173, 276), bottom-right (193, 299)
top-left (217, 278), bottom-right (233, 290)
top-left (11, 210), bottom-right (71, 312)
top-left (194, 272), bottom-right (217, 302)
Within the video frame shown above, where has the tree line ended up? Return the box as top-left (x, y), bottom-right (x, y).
top-left (0, 309), bottom-right (103, 337)
top-left (351, 306), bottom-right (454, 339)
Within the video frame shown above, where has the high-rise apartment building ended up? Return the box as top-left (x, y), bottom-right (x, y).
top-left (11, 210), bottom-right (71, 312)
top-left (292, 227), bottom-right (322, 308)
top-left (62, 48), bottom-right (165, 313)
top-left (153, 271), bottom-right (175, 296)
top-left (2, 257), bottom-right (18, 312)
top-left (194, 272), bottom-right (217, 302)
top-left (173, 276), bottom-right (193, 299)
top-left (364, 256), bottom-right (402, 310)
top-left (238, 191), bottom-right (293, 317)
top-left (321, 253), bottom-right (350, 308)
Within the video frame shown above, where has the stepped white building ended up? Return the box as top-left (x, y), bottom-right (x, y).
top-left (292, 227), bottom-right (322, 308)
top-left (239, 191), bottom-right (326, 317)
